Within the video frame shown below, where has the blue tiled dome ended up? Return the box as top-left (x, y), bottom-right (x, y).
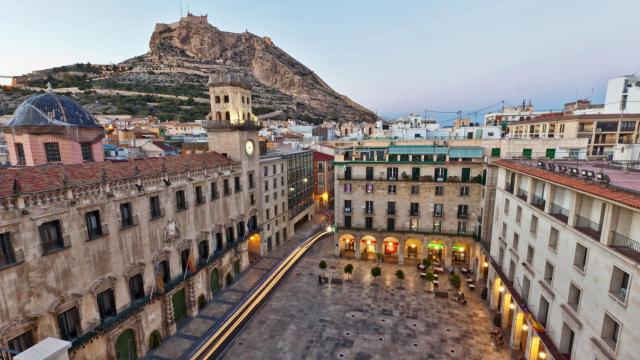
top-left (8, 92), bottom-right (101, 128)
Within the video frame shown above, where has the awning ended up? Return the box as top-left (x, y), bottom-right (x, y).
top-left (449, 147), bottom-right (485, 158)
top-left (389, 145), bottom-right (448, 155)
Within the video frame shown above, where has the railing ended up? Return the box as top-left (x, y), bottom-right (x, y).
top-left (410, 211), bottom-right (419, 217)
top-left (550, 203), bottom-right (569, 223)
top-left (505, 182), bottom-right (514, 194)
top-left (517, 188), bottom-right (528, 201)
top-left (0, 348), bottom-right (17, 360)
top-left (387, 209), bottom-right (396, 215)
top-left (610, 231), bottom-right (640, 263)
top-left (531, 195), bottom-right (546, 210)
top-left (457, 213), bottom-right (468, 219)
top-left (336, 175), bottom-right (483, 184)
top-left (575, 215), bottom-right (602, 241)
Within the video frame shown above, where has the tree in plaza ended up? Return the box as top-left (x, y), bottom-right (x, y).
top-left (425, 272), bottom-right (435, 292)
top-left (450, 274), bottom-right (462, 289)
top-left (422, 258), bottom-right (432, 269)
top-left (319, 260), bottom-right (327, 276)
top-left (371, 267), bottom-right (382, 284)
top-left (344, 263), bottom-right (354, 281)
top-left (395, 269), bottom-right (405, 280)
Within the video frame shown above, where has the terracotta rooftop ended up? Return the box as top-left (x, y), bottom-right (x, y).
top-left (493, 159), bottom-right (640, 210)
top-left (0, 152), bottom-right (233, 198)
top-left (313, 151), bottom-right (334, 161)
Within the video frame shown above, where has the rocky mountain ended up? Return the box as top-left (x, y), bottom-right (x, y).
top-left (145, 14), bottom-right (376, 122)
top-left (9, 14), bottom-right (376, 122)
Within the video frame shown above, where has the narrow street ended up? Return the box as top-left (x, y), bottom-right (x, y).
top-left (146, 216), bottom-right (329, 360)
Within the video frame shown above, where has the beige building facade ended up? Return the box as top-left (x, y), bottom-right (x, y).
top-left (0, 154), bottom-right (255, 359)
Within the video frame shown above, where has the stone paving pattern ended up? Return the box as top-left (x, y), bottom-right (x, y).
top-left (145, 218), bottom-right (326, 360)
top-left (224, 234), bottom-right (518, 360)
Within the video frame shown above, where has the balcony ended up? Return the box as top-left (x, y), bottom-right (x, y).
top-left (531, 195), bottom-right (546, 210)
top-left (610, 231), bottom-right (640, 263)
top-left (505, 182), bottom-right (514, 194)
top-left (365, 208), bottom-right (374, 215)
top-left (550, 203), bottom-right (569, 223)
top-left (517, 188), bottom-right (528, 201)
top-left (575, 215), bottom-right (602, 241)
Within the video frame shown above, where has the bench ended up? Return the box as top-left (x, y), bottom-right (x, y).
top-left (435, 291), bottom-right (448, 298)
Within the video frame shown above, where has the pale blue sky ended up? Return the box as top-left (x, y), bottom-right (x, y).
top-left (3, 0), bottom-right (640, 118)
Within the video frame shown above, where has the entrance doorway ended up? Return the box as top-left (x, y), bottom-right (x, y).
top-left (172, 289), bottom-right (187, 325)
top-left (115, 329), bottom-right (137, 360)
top-left (427, 241), bottom-right (445, 263)
top-left (210, 268), bottom-right (220, 294)
top-left (383, 237), bottom-right (399, 255)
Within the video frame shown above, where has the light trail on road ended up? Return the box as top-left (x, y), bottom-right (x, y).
top-left (188, 226), bottom-right (332, 360)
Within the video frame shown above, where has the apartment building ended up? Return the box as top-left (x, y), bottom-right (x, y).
top-left (313, 151), bottom-right (334, 209)
top-left (485, 159), bottom-right (640, 360)
top-left (334, 141), bottom-right (486, 267)
top-left (507, 114), bottom-right (640, 156)
top-left (257, 154), bottom-right (289, 256)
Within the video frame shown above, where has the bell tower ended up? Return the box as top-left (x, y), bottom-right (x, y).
top-left (204, 73), bottom-right (259, 165)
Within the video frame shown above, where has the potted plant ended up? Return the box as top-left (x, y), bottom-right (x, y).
top-left (450, 274), bottom-right (461, 289)
top-left (344, 263), bottom-right (354, 281)
top-left (395, 269), bottom-right (405, 280)
top-left (376, 252), bottom-right (383, 265)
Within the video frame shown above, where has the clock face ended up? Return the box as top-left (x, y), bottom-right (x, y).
top-left (245, 140), bottom-right (255, 155)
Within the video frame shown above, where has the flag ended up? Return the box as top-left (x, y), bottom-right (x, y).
top-left (187, 251), bottom-right (197, 274)
top-left (155, 272), bottom-right (165, 294)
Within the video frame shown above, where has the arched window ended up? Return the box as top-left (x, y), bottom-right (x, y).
top-left (215, 96), bottom-right (220, 104)
top-left (225, 112), bottom-right (231, 121)
top-left (223, 95), bottom-right (229, 103)
top-left (241, 96), bottom-right (245, 104)
top-left (216, 112), bottom-right (222, 121)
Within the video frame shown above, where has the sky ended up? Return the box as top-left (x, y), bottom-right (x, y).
top-left (2, 0), bottom-right (640, 119)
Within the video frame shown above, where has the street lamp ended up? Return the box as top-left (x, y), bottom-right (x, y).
top-left (539, 351), bottom-right (547, 359)
top-left (499, 285), bottom-right (505, 293)
top-left (326, 226), bottom-right (333, 232)
top-left (522, 324), bottom-right (529, 331)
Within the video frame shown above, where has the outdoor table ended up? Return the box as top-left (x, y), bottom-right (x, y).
top-left (433, 280), bottom-right (439, 286)
top-left (468, 283), bottom-right (476, 290)
top-left (420, 272), bottom-right (426, 278)
top-left (434, 266), bottom-right (444, 273)
top-left (433, 274), bottom-right (439, 280)
top-left (418, 264), bottom-right (426, 270)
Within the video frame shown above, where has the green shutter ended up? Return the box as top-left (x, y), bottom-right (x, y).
top-left (523, 149), bottom-right (532, 159)
top-left (545, 148), bottom-right (556, 159)
top-left (461, 168), bottom-right (471, 182)
top-left (172, 289), bottom-right (187, 324)
top-left (491, 148), bottom-right (501, 157)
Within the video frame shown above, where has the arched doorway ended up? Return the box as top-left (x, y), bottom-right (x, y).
top-left (115, 329), bottom-right (137, 360)
top-left (361, 236), bottom-right (377, 255)
top-left (247, 234), bottom-right (261, 256)
top-left (340, 234), bottom-right (355, 255)
top-left (210, 268), bottom-right (220, 294)
top-left (383, 237), bottom-right (399, 256)
top-left (452, 242), bottom-right (467, 265)
top-left (427, 240), bottom-right (445, 263)
top-left (405, 238), bottom-right (422, 260)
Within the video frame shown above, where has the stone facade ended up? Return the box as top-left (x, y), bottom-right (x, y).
top-left (0, 153), bottom-right (254, 359)
top-left (334, 141), bottom-right (485, 267)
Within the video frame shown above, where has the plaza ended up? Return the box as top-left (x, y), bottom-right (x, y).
top-left (224, 235), bottom-right (516, 360)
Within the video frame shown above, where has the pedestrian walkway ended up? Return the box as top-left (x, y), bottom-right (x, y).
top-left (145, 215), bottom-right (328, 360)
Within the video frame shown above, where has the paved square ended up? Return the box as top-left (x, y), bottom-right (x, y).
top-left (224, 236), bottom-right (516, 360)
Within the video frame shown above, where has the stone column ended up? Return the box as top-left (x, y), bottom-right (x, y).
top-left (444, 240), bottom-right (453, 267)
top-left (568, 191), bottom-right (579, 227)
top-left (186, 278), bottom-right (198, 317)
top-left (355, 238), bottom-right (361, 260)
top-left (544, 185), bottom-right (555, 213)
top-left (163, 295), bottom-right (177, 336)
top-left (398, 238), bottom-right (405, 265)
top-left (599, 203), bottom-right (614, 245)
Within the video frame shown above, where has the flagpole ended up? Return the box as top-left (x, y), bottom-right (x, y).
top-left (150, 262), bottom-right (160, 301)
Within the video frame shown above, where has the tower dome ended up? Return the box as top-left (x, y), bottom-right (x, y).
top-left (8, 91), bottom-right (102, 129)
